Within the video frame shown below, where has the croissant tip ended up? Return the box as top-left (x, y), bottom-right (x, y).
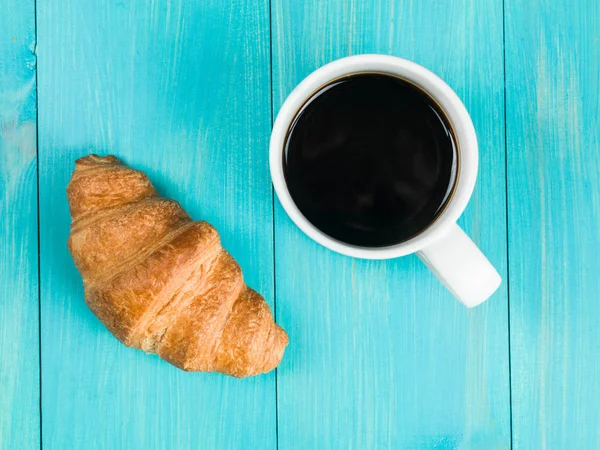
top-left (279, 326), bottom-right (290, 347)
top-left (75, 154), bottom-right (120, 169)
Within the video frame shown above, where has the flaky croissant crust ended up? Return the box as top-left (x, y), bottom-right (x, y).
top-left (67, 154), bottom-right (288, 377)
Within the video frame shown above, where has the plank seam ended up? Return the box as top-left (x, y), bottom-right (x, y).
top-left (501, 0), bottom-right (514, 447)
top-left (268, 0), bottom-right (280, 448)
top-left (33, 0), bottom-right (43, 446)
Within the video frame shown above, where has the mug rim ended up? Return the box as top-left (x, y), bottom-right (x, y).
top-left (270, 54), bottom-right (478, 259)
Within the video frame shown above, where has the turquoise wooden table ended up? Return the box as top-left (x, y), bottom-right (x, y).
top-left (1, 0), bottom-right (599, 448)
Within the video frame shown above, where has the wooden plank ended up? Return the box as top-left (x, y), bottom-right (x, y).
top-left (271, 0), bottom-right (511, 447)
top-left (0, 0), bottom-right (40, 448)
top-left (0, 0), bottom-right (40, 449)
top-left (505, 0), bottom-right (600, 447)
top-left (36, 1), bottom-right (275, 448)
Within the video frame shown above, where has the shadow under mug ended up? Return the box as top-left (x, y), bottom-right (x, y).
top-left (270, 54), bottom-right (501, 307)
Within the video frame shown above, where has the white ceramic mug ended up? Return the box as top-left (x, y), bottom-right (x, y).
top-left (270, 54), bottom-right (501, 307)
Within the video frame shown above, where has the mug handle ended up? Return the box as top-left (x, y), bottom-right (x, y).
top-left (417, 223), bottom-right (501, 307)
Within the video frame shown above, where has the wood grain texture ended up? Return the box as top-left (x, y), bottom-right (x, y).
top-left (271, 0), bottom-right (511, 448)
top-left (36, 1), bottom-right (275, 448)
top-left (0, 1), bottom-right (40, 448)
top-left (505, 0), bottom-right (600, 448)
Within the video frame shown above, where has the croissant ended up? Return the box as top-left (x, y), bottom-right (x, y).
top-left (67, 154), bottom-right (288, 377)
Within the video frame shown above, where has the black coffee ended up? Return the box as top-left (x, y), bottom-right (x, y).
top-left (283, 73), bottom-right (458, 247)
